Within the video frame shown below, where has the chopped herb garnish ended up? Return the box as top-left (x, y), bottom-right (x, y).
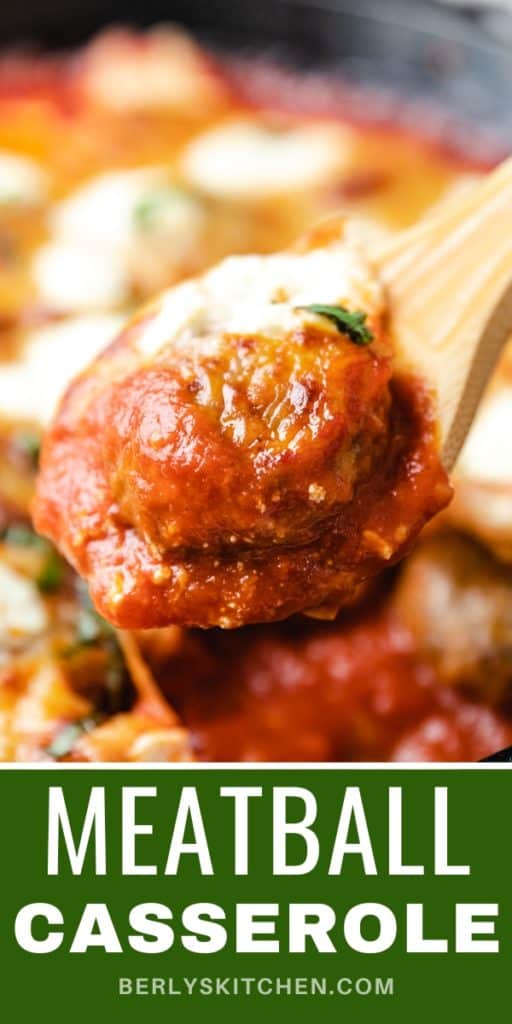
top-left (36, 548), bottom-right (64, 593)
top-left (2, 522), bottom-right (65, 593)
top-left (46, 716), bottom-right (101, 760)
top-left (14, 429), bottom-right (41, 467)
top-left (299, 304), bottom-right (374, 345)
top-left (3, 522), bottom-right (44, 548)
top-left (74, 578), bottom-right (116, 645)
top-left (71, 580), bottom-right (126, 712)
top-left (134, 187), bottom-right (190, 233)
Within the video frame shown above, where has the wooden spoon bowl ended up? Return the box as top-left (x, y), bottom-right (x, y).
top-left (374, 155), bottom-right (512, 469)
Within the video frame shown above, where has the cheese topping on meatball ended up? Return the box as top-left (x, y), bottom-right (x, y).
top-left (135, 239), bottom-right (382, 359)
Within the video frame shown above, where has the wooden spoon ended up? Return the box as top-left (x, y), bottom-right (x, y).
top-left (374, 155), bottom-right (512, 469)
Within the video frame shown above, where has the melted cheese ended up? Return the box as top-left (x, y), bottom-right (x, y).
top-left (180, 119), bottom-right (350, 200)
top-left (33, 241), bottom-right (129, 312)
top-left (52, 168), bottom-right (170, 248)
top-left (0, 564), bottom-right (48, 641)
top-left (0, 152), bottom-right (47, 205)
top-left (0, 314), bottom-right (123, 425)
top-left (40, 169), bottom-right (206, 309)
top-left (136, 238), bottom-right (381, 359)
top-left (459, 390), bottom-right (512, 485)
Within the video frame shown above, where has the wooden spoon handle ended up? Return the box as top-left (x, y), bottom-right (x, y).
top-left (374, 156), bottom-right (512, 469)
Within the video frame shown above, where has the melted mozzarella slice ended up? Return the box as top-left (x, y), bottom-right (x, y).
top-left (458, 389), bottom-right (512, 485)
top-left (0, 314), bottom-right (123, 425)
top-left (0, 152), bottom-right (47, 206)
top-left (136, 237), bottom-right (381, 359)
top-left (51, 168), bottom-right (171, 248)
top-left (0, 563), bottom-right (48, 641)
top-left (33, 241), bottom-right (129, 312)
top-left (82, 28), bottom-right (226, 112)
top-left (180, 119), bottom-right (350, 200)
top-left (40, 169), bottom-right (206, 308)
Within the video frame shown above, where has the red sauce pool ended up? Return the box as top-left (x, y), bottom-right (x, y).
top-left (161, 605), bottom-right (512, 762)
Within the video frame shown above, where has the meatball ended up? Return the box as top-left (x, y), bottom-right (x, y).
top-left (392, 532), bottom-right (512, 700)
top-left (34, 223), bottom-right (451, 629)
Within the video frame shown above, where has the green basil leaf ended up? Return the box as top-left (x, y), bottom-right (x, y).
top-left (36, 548), bottom-right (65, 593)
top-left (14, 429), bottom-right (41, 467)
top-left (46, 716), bottom-right (100, 760)
top-left (134, 187), bottom-right (189, 233)
top-left (299, 304), bottom-right (374, 345)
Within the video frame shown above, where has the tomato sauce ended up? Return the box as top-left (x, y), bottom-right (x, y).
top-left (158, 602), bottom-right (512, 762)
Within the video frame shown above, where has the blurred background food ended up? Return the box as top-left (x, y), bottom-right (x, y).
top-left (1, 1), bottom-right (512, 761)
